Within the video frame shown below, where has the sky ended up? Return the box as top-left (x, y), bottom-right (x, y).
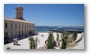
top-left (4, 4), bottom-right (84, 26)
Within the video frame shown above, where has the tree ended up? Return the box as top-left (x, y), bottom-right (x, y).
top-left (35, 37), bottom-right (37, 49)
top-left (64, 35), bottom-right (68, 40)
top-left (73, 32), bottom-right (77, 41)
top-left (47, 32), bottom-right (55, 49)
top-left (56, 33), bottom-right (59, 41)
top-left (29, 37), bottom-right (35, 49)
top-left (60, 32), bottom-right (67, 49)
top-left (60, 38), bottom-right (67, 49)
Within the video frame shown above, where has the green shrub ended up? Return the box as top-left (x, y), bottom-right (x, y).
top-left (73, 32), bottom-right (77, 41)
top-left (56, 33), bottom-right (59, 41)
top-left (60, 38), bottom-right (66, 49)
top-left (47, 32), bottom-right (55, 49)
top-left (29, 37), bottom-right (36, 49)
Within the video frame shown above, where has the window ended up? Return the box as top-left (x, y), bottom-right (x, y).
top-left (31, 25), bottom-right (32, 28)
top-left (25, 25), bottom-right (26, 28)
top-left (5, 32), bottom-right (8, 37)
top-left (24, 24), bottom-right (25, 28)
top-left (11, 23), bottom-right (13, 29)
top-left (19, 31), bottom-right (20, 37)
top-left (27, 30), bottom-right (28, 34)
top-left (15, 24), bottom-right (17, 28)
top-left (15, 31), bottom-right (17, 36)
top-left (26, 25), bottom-right (27, 28)
top-left (5, 23), bottom-right (7, 29)
top-left (28, 25), bottom-right (29, 28)
top-left (23, 24), bottom-right (24, 28)
top-left (22, 24), bottom-right (23, 28)
top-left (32, 25), bottom-right (33, 28)
top-left (29, 25), bottom-right (30, 28)
top-left (22, 31), bottom-right (23, 36)
top-left (11, 32), bottom-right (13, 37)
top-left (19, 24), bottom-right (20, 28)
top-left (25, 30), bottom-right (26, 35)
top-left (29, 31), bottom-right (32, 35)
top-left (27, 25), bottom-right (28, 28)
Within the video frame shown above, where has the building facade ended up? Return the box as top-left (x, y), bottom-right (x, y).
top-left (4, 6), bottom-right (35, 44)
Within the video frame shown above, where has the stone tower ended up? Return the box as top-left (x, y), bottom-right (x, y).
top-left (16, 6), bottom-right (25, 20)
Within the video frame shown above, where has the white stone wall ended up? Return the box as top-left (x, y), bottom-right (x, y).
top-left (4, 20), bottom-right (35, 38)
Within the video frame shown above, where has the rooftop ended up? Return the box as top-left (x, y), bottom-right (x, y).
top-left (4, 18), bottom-right (34, 24)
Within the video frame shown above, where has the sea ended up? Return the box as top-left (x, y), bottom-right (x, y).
top-left (35, 26), bottom-right (84, 32)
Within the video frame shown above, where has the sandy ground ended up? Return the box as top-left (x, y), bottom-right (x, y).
top-left (4, 32), bottom-right (84, 49)
top-left (37, 32), bottom-right (62, 49)
top-left (66, 33), bottom-right (84, 49)
top-left (4, 32), bottom-right (61, 49)
top-left (73, 33), bottom-right (84, 49)
top-left (4, 37), bottom-right (30, 49)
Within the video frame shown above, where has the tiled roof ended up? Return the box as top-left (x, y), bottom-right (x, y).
top-left (4, 18), bottom-right (34, 24)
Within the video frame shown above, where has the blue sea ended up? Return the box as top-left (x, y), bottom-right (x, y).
top-left (35, 26), bottom-right (84, 32)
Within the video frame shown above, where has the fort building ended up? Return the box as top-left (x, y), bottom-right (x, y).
top-left (4, 6), bottom-right (35, 44)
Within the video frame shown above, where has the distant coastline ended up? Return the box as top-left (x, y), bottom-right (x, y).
top-left (35, 26), bottom-right (84, 32)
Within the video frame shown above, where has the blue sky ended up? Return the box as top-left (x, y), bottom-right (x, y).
top-left (4, 4), bottom-right (84, 26)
